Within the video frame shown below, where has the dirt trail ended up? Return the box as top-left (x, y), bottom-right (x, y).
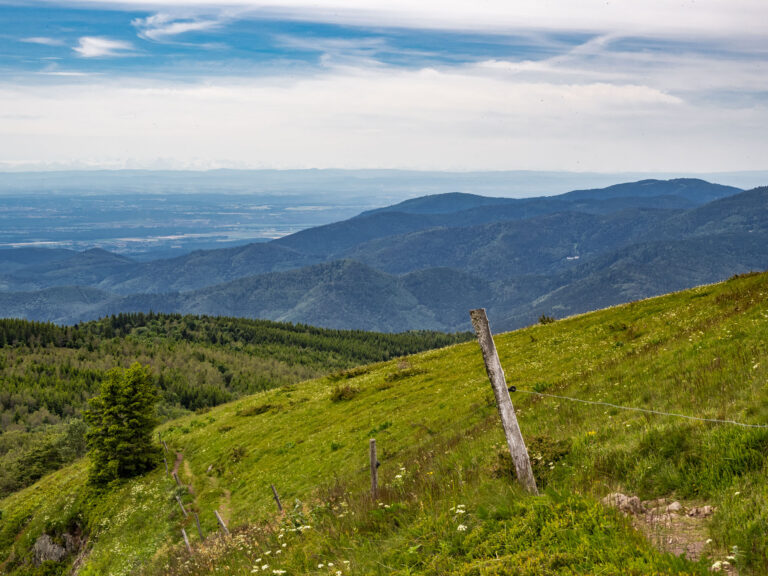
top-left (220, 489), bottom-right (232, 524)
top-left (171, 452), bottom-right (183, 477)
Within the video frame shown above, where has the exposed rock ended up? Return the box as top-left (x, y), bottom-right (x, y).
top-left (604, 493), bottom-right (716, 563)
top-left (602, 492), bottom-right (645, 515)
top-left (32, 530), bottom-right (85, 565)
top-left (666, 501), bottom-right (683, 513)
top-left (33, 534), bottom-right (67, 564)
top-left (642, 498), bottom-right (668, 509)
top-left (688, 505), bottom-right (715, 518)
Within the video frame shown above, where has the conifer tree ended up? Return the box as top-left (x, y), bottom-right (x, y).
top-left (84, 362), bottom-right (160, 485)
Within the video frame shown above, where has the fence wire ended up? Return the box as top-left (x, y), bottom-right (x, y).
top-left (511, 388), bottom-right (768, 429)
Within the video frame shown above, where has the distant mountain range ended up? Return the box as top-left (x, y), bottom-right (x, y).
top-left (1, 178), bottom-right (766, 331)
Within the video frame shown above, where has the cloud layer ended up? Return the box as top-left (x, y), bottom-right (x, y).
top-left (1, 1), bottom-right (766, 171)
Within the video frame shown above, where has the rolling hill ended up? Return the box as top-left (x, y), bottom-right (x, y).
top-left (0, 179), bottom-right (765, 331)
top-left (0, 313), bottom-right (469, 499)
top-left (2, 272), bottom-right (767, 575)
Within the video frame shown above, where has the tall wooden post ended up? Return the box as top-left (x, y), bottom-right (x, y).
top-left (370, 439), bottom-right (378, 500)
top-left (470, 309), bottom-right (538, 494)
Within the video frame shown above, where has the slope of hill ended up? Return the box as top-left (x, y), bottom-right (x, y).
top-left (4, 249), bottom-right (135, 291)
top-left (2, 272), bottom-right (767, 575)
top-left (100, 242), bottom-right (324, 295)
top-left (0, 248), bottom-right (76, 276)
top-left (0, 314), bottom-right (469, 498)
top-left (346, 208), bottom-right (678, 278)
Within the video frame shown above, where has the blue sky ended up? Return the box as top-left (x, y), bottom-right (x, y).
top-left (1, 4), bottom-right (591, 76)
top-left (0, 0), bottom-right (766, 172)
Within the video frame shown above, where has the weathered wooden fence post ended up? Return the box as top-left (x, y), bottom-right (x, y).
top-left (173, 471), bottom-right (181, 487)
top-left (194, 512), bottom-right (204, 541)
top-left (181, 528), bottom-right (192, 554)
top-left (271, 484), bottom-right (284, 513)
top-left (214, 510), bottom-right (230, 536)
top-left (370, 438), bottom-right (378, 500)
top-left (469, 308), bottom-right (538, 494)
top-left (176, 495), bottom-right (188, 517)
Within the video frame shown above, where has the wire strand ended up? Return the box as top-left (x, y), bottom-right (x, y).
top-left (512, 388), bottom-right (768, 429)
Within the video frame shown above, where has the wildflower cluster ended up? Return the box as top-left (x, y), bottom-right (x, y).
top-left (711, 545), bottom-right (741, 573)
top-left (450, 504), bottom-right (469, 533)
top-left (391, 465), bottom-right (409, 489)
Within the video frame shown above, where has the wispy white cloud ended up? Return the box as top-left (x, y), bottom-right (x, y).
top-left (475, 34), bottom-right (768, 103)
top-left (39, 71), bottom-right (97, 77)
top-left (58, 0), bottom-right (768, 37)
top-left (274, 35), bottom-right (389, 67)
top-left (21, 36), bottom-right (66, 46)
top-left (73, 36), bottom-right (134, 57)
top-left (132, 13), bottom-right (225, 42)
top-left (2, 60), bottom-right (764, 172)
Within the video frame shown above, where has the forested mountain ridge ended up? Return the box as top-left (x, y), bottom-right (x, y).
top-left (1, 178), bottom-right (765, 331)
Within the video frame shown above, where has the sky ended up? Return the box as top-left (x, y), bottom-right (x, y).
top-left (0, 1), bottom-right (766, 172)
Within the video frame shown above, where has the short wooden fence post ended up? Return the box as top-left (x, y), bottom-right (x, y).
top-left (182, 528), bottom-right (192, 554)
top-left (271, 484), bottom-right (284, 513)
top-left (176, 495), bottom-right (188, 517)
top-left (214, 510), bottom-right (230, 536)
top-left (194, 512), bottom-right (204, 541)
top-left (370, 438), bottom-right (378, 500)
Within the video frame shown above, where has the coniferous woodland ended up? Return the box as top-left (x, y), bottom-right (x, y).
top-left (0, 313), bottom-right (470, 496)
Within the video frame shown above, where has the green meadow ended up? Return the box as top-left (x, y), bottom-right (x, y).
top-left (2, 272), bottom-right (768, 575)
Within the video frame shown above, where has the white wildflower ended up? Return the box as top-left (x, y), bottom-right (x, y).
top-left (457, 524), bottom-right (467, 532)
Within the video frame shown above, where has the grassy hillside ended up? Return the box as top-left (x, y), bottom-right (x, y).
top-left (0, 313), bottom-right (469, 498)
top-left (2, 272), bottom-right (768, 575)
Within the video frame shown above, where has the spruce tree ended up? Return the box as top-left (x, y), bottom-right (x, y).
top-left (84, 362), bottom-right (160, 485)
